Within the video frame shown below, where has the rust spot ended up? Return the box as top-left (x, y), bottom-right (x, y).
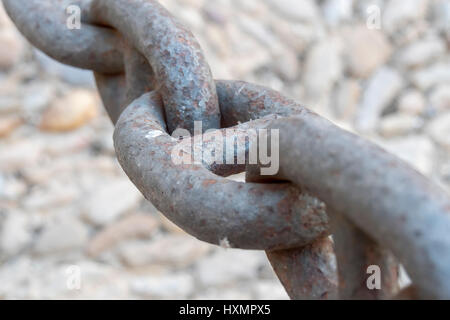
top-left (202, 179), bottom-right (217, 187)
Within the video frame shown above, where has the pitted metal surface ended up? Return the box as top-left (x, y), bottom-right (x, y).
top-left (4, 0), bottom-right (450, 299)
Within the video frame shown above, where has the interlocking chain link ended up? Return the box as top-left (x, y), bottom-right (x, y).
top-left (4, 0), bottom-right (450, 299)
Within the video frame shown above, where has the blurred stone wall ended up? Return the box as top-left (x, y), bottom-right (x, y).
top-left (0, 0), bottom-right (448, 299)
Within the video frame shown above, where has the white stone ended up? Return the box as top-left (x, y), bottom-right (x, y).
top-left (396, 37), bottom-right (446, 69)
top-left (322, 0), bottom-right (354, 26)
top-left (333, 80), bottom-right (361, 121)
top-left (130, 273), bottom-right (194, 299)
top-left (0, 29), bottom-right (25, 69)
top-left (384, 0), bottom-right (430, 33)
top-left (118, 235), bottom-right (211, 268)
top-left (195, 249), bottom-right (266, 287)
top-left (378, 135), bottom-right (435, 175)
top-left (303, 38), bottom-right (342, 101)
top-left (397, 90), bottom-right (426, 115)
top-left (427, 112), bottom-right (450, 151)
top-left (412, 62), bottom-right (450, 90)
top-left (356, 67), bottom-right (404, 132)
top-left (266, 0), bottom-right (320, 22)
top-left (342, 26), bottom-right (392, 78)
top-left (0, 211), bottom-right (32, 257)
top-left (34, 215), bottom-right (89, 255)
top-left (378, 114), bottom-right (423, 137)
top-left (83, 179), bottom-right (142, 226)
top-left (430, 85), bottom-right (450, 112)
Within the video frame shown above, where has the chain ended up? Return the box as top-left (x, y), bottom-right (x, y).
top-left (4, 0), bottom-right (450, 300)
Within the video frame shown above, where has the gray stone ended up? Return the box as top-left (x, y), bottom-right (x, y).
top-left (356, 67), bottom-right (404, 132)
top-left (0, 211), bottom-right (32, 257)
top-left (83, 179), bottom-right (142, 226)
top-left (34, 215), bottom-right (89, 255)
top-left (130, 273), bottom-right (194, 299)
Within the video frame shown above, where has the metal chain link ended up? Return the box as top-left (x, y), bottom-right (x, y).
top-left (4, 0), bottom-right (450, 299)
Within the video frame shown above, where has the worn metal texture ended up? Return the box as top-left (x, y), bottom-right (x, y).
top-left (90, 0), bottom-right (221, 134)
top-left (234, 82), bottom-right (450, 298)
top-left (113, 92), bottom-right (329, 250)
top-left (330, 213), bottom-right (399, 299)
top-left (5, 0), bottom-right (450, 300)
top-left (266, 238), bottom-right (338, 300)
top-left (2, 0), bottom-right (124, 74)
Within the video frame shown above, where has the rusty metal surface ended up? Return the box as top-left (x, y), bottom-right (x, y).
top-left (4, 0), bottom-right (450, 300)
top-left (91, 0), bottom-right (220, 134)
top-left (113, 92), bottom-right (329, 250)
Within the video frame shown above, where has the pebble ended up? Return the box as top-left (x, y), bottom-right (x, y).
top-left (378, 114), bottom-right (423, 137)
top-left (397, 90), bottom-right (426, 115)
top-left (118, 234), bottom-right (211, 268)
top-left (40, 89), bottom-right (99, 132)
top-left (195, 249), bottom-right (266, 287)
top-left (33, 215), bottom-right (89, 255)
top-left (412, 62), bottom-right (450, 90)
top-left (333, 79), bottom-right (361, 121)
top-left (427, 112), bottom-right (450, 151)
top-left (379, 135), bottom-right (435, 175)
top-left (0, 115), bottom-right (22, 138)
top-left (266, 0), bottom-right (320, 23)
top-left (0, 211), bottom-right (32, 257)
top-left (322, 0), bottom-right (353, 26)
top-left (303, 38), bottom-right (342, 102)
top-left (0, 29), bottom-right (25, 69)
top-left (396, 37), bottom-right (446, 69)
top-left (342, 26), bottom-right (392, 78)
top-left (87, 214), bottom-right (160, 257)
top-left (83, 179), bottom-right (142, 226)
top-left (356, 67), bottom-right (404, 132)
top-left (383, 0), bottom-right (430, 34)
top-left (130, 273), bottom-right (194, 299)
top-left (430, 85), bottom-right (450, 112)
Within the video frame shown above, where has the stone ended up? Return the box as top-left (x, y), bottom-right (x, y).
top-left (378, 114), bottom-right (423, 137)
top-left (322, 0), bottom-right (354, 26)
top-left (0, 115), bottom-right (22, 138)
top-left (303, 38), bottom-right (342, 102)
top-left (118, 234), bottom-right (211, 268)
top-left (0, 29), bottom-right (25, 69)
top-left (430, 85), bottom-right (450, 112)
top-left (397, 90), bottom-right (426, 115)
top-left (342, 26), bottom-right (392, 78)
top-left (40, 89), bottom-right (99, 132)
top-left (356, 67), bottom-right (404, 132)
top-left (86, 214), bottom-right (160, 257)
top-left (195, 249), bottom-right (266, 287)
top-left (431, 0), bottom-right (450, 33)
top-left (34, 215), bottom-right (89, 255)
top-left (83, 179), bottom-right (142, 226)
top-left (0, 139), bottom-right (42, 171)
top-left (333, 79), bottom-right (361, 121)
top-left (396, 37), bottom-right (446, 69)
top-left (254, 280), bottom-right (289, 300)
top-left (266, 0), bottom-right (319, 22)
top-left (383, 0), bottom-right (430, 34)
top-left (0, 211), bottom-right (32, 257)
top-left (427, 112), bottom-right (450, 151)
top-left (130, 273), bottom-right (194, 299)
top-left (378, 135), bottom-right (435, 175)
top-left (412, 62), bottom-right (450, 90)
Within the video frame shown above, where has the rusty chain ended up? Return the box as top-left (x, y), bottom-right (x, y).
top-left (3, 0), bottom-right (450, 300)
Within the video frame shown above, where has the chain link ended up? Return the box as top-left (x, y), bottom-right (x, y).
top-left (4, 0), bottom-right (450, 299)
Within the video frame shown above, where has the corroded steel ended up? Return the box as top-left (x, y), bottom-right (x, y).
top-left (4, 0), bottom-right (450, 300)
